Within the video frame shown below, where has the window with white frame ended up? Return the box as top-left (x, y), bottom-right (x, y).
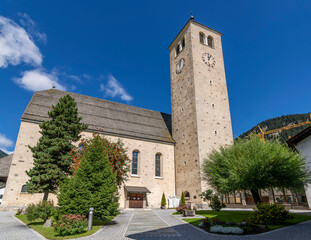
top-left (155, 153), bottom-right (162, 177)
top-left (132, 150), bottom-right (139, 175)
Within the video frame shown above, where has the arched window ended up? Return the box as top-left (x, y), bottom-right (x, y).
top-left (132, 150), bottom-right (139, 175)
top-left (185, 191), bottom-right (190, 199)
top-left (207, 36), bottom-right (214, 47)
top-left (200, 32), bottom-right (205, 44)
top-left (21, 184), bottom-right (27, 193)
top-left (175, 38), bottom-right (185, 56)
top-left (155, 153), bottom-right (162, 177)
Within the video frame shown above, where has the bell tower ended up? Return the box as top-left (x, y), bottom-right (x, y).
top-left (169, 16), bottom-right (233, 203)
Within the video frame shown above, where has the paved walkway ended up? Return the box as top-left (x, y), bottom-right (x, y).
top-left (2, 209), bottom-right (311, 239)
top-left (0, 212), bottom-right (43, 240)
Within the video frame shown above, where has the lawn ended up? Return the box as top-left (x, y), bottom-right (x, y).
top-left (182, 210), bottom-right (311, 232)
top-left (15, 215), bottom-right (110, 240)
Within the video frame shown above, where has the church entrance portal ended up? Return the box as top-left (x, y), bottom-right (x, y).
top-left (129, 193), bottom-right (143, 208)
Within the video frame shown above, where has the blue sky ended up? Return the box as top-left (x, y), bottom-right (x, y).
top-left (1, 0), bottom-right (311, 154)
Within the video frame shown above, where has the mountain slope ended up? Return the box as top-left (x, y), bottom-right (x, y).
top-left (0, 150), bottom-right (8, 158)
top-left (238, 113), bottom-right (311, 143)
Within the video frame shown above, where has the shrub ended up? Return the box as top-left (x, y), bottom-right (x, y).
top-left (249, 203), bottom-right (293, 225)
top-left (180, 192), bottom-right (186, 205)
top-left (209, 195), bottom-right (226, 212)
top-left (15, 209), bottom-right (23, 216)
top-left (200, 190), bottom-right (225, 211)
top-left (26, 200), bottom-right (55, 222)
top-left (161, 193), bottom-right (166, 207)
top-left (54, 214), bottom-right (87, 236)
top-left (176, 204), bottom-right (189, 214)
top-left (210, 226), bottom-right (244, 234)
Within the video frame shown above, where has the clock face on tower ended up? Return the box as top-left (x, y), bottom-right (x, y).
top-left (176, 58), bottom-right (185, 74)
top-left (202, 53), bottom-right (216, 68)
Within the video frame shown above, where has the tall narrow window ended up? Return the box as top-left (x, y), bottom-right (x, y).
top-left (200, 32), bottom-right (205, 44)
top-left (175, 38), bottom-right (185, 56)
top-left (132, 151), bottom-right (139, 175)
top-left (207, 36), bottom-right (214, 47)
top-left (155, 153), bottom-right (162, 177)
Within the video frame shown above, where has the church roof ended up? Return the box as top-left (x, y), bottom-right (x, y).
top-left (22, 89), bottom-right (173, 144)
top-left (0, 154), bottom-right (13, 178)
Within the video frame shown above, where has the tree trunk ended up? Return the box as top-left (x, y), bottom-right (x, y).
top-left (43, 191), bottom-right (49, 201)
top-left (271, 188), bottom-right (276, 204)
top-left (250, 189), bottom-right (262, 204)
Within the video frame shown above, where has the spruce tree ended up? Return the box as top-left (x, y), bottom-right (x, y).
top-left (26, 94), bottom-right (88, 200)
top-left (57, 135), bottom-right (119, 220)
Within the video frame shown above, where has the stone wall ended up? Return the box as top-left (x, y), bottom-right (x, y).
top-left (1, 121), bottom-right (175, 209)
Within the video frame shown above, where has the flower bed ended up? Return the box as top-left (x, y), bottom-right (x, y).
top-left (198, 217), bottom-right (268, 235)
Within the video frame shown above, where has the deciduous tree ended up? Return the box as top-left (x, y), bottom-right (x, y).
top-left (203, 136), bottom-right (310, 204)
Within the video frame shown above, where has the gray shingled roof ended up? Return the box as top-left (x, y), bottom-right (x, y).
top-left (0, 154), bottom-right (13, 177)
top-left (22, 89), bottom-right (173, 144)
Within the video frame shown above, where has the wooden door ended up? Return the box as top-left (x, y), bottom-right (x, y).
top-left (129, 193), bottom-right (143, 208)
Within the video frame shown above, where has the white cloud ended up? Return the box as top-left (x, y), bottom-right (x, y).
top-left (100, 75), bottom-right (133, 102)
top-left (0, 134), bottom-right (14, 154)
top-left (0, 15), bottom-right (42, 68)
top-left (18, 13), bottom-right (47, 44)
top-left (13, 69), bottom-right (66, 91)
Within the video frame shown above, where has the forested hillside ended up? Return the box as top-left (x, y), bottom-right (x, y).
top-left (238, 113), bottom-right (311, 143)
top-left (0, 150), bottom-right (8, 158)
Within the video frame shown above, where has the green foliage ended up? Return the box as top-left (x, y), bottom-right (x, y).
top-left (181, 192), bottom-right (186, 205)
top-left (25, 200), bottom-right (55, 222)
top-left (203, 136), bottom-right (311, 204)
top-left (26, 95), bottom-right (88, 199)
top-left (209, 195), bottom-right (226, 212)
top-left (239, 113), bottom-right (311, 143)
top-left (72, 133), bottom-right (130, 187)
top-left (57, 134), bottom-right (120, 221)
top-left (53, 214), bottom-right (87, 236)
top-left (200, 190), bottom-right (226, 212)
top-left (249, 203), bottom-right (293, 225)
top-left (161, 193), bottom-right (166, 207)
top-left (200, 189), bottom-right (213, 202)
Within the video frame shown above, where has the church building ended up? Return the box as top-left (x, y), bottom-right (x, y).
top-left (1, 17), bottom-right (233, 209)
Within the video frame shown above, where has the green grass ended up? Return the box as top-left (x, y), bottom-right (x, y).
top-left (182, 210), bottom-right (311, 232)
top-left (15, 215), bottom-right (109, 240)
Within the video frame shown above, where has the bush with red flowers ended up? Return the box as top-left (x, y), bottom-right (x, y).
top-left (54, 214), bottom-right (87, 236)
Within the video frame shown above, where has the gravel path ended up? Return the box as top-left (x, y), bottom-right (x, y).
top-left (1, 210), bottom-right (311, 240)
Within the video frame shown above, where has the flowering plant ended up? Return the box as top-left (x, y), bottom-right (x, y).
top-left (176, 204), bottom-right (190, 214)
top-left (54, 214), bottom-right (87, 236)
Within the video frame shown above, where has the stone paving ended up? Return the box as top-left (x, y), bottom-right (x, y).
top-left (0, 212), bottom-right (43, 240)
top-left (2, 209), bottom-right (311, 239)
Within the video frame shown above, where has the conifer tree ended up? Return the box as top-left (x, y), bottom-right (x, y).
top-left (57, 135), bottom-right (119, 220)
top-left (180, 191), bottom-right (186, 205)
top-left (26, 94), bottom-right (88, 200)
top-left (161, 192), bottom-right (166, 208)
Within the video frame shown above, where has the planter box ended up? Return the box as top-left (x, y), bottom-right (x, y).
top-left (183, 210), bottom-right (195, 217)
